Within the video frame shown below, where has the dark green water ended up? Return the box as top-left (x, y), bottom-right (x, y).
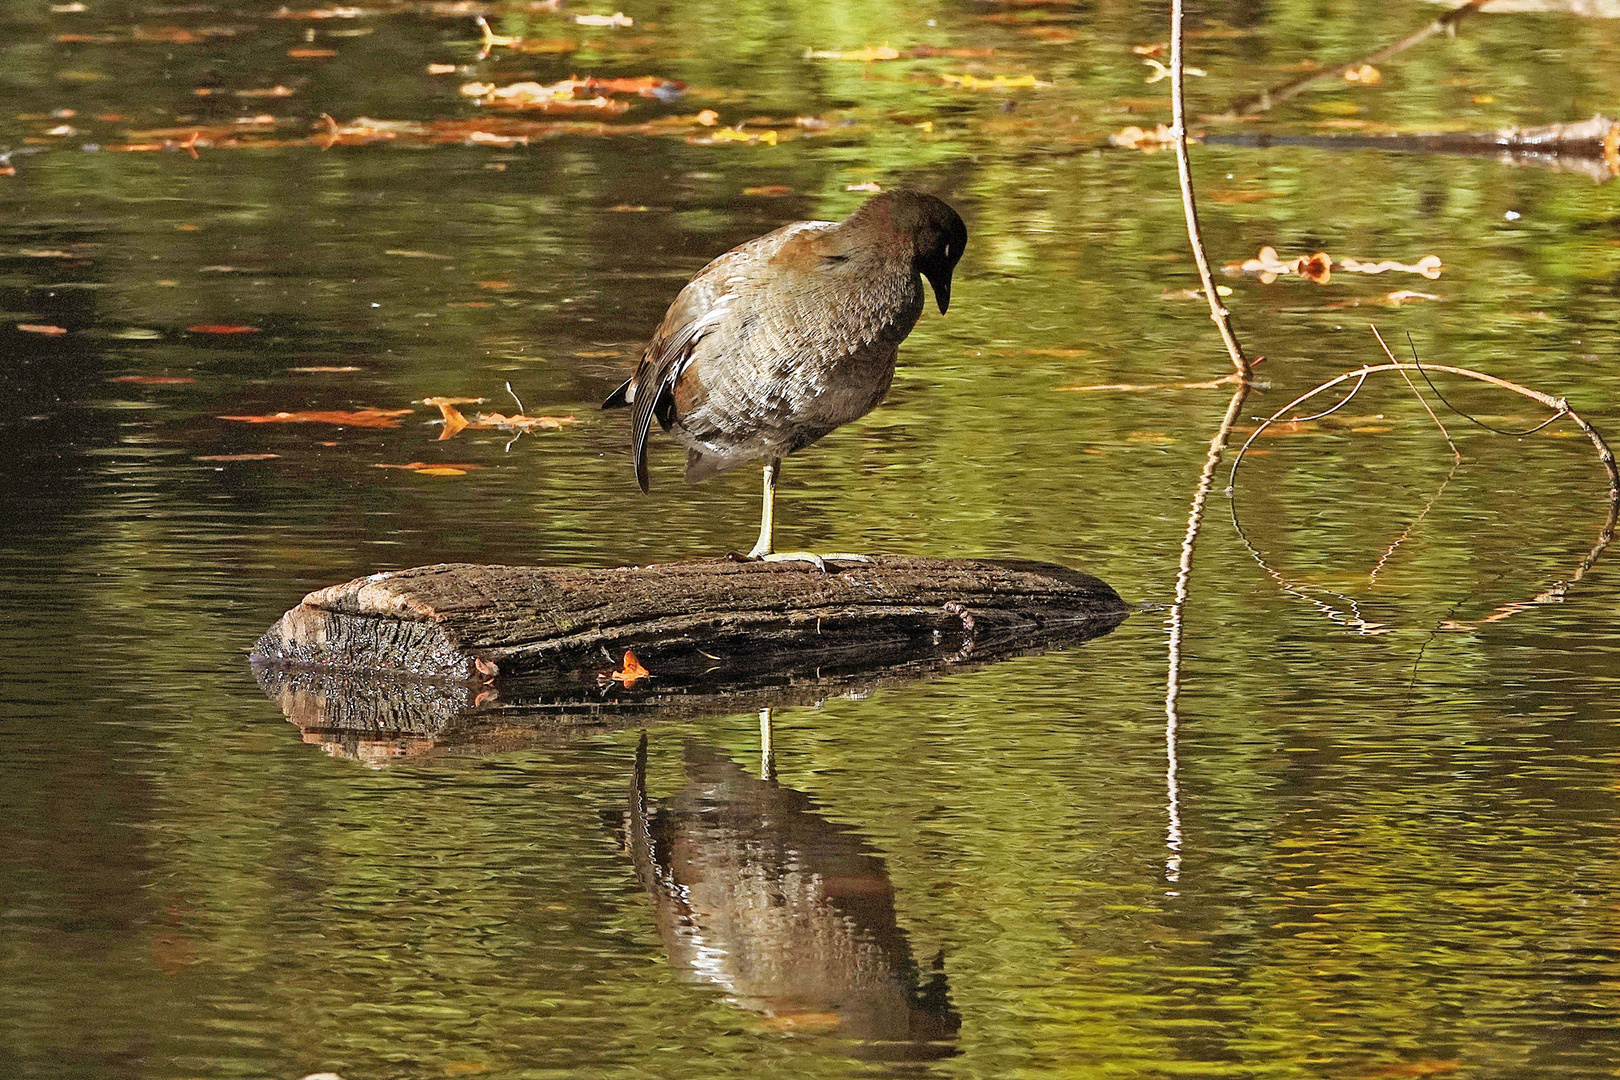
top-left (4, 0), bottom-right (1620, 1077)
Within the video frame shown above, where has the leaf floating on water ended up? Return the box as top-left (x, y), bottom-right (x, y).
top-left (373, 461), bottom-right (482, 475)
top-left (804, 45), bottom-right (900, 61)
top-left (273, 6), bottom-right (372, 18)
top-left (1109, 124), bottom-right (1174, 151)
top-left (601, 648), bottom-right (651, 689)
top-left (574, 11), bottom-right (632, 26)
top-left (288, 47), bottom-right (338, 57)
top-left (219, 408), bottom-right (413, 427)
top-left (110, 374), bottom-right (196, 384)
top-left (17, 323), bottom-right (67, 334)
top-left (288, 365), bottom-right (362, 372)
top-left (1337, 255), bottom-right (1443, 279)
top-left (196, 453), bottom-right (280, 461)
top-left (428, 399), bottom-right (471, 440)
top-left (385, 248), bottom-right (454, 259)
top-left (188, 324), bottom-right (261, 334)
top-left (461, 80), bottom-right (631, 114)
top-left (743, 184), bottom-right (793, 196)
top-left (940, 73), bottom-right (1045, 90)
top-left (473, 411), bottom-right (580, 432)
top-left (846, 181), bottom-right (882, 192)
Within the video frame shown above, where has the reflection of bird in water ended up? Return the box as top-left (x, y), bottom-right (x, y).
top-left (617, 734), bottom-right (959, 1060)
top-left (603, 190), bottom-right (967, 564)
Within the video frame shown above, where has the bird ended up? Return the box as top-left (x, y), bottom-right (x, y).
top-left (602, 189), bottom-right (967, 565)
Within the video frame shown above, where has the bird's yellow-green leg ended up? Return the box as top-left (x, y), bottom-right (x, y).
top-left (745, 458), bottom-right (779, 560)
top-left (746, 457), bottom-right (871, 570)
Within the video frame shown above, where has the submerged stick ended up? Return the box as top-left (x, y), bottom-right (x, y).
top-left (1214, 0), bottom-right (1492, 119)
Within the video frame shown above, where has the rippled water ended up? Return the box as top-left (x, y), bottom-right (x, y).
top-left (3, 0), bottom-right (1620, 1076)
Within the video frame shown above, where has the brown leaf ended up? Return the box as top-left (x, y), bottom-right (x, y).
top-left (743, 184), bottom-right (793, 196)
top-left (432, 400), bottom-right (470, 440)
top-left (17, 323), bottom-right (67, 335)
top-left (605, 648), bottom-right (650, 688)
top-left (288, 47), bottom-right (338, 57)
top-left (110, 375), bottom-right (196, 384)
top-left (219, 408), bottom-right (413, 428)
top-left (188, 324), bottom-right (260, 334)
top-left (472, 412), bottom-right (579, 432)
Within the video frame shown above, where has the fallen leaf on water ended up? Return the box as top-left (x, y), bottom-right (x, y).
top-left (940, 73), bottom-right (1045, 90)
top-left (289, 365), bottom-right (362, 372)
top-left (110, 375), bottom-right (195, 384)
top-left (288, 47), bottom-right (338, 57)
top-left (373, 461), bottom-right (482, 475)
top-left (691, 126), bottom-right (777, 146)
top-left (196, 453), bottom-right (280, 461)
top-left (431, 400), bottom-right (470, 440)
top-left (421, 396), bottom-right (487, 406)
top-left (743, 184), bottom-right (793, 196)
top-left (188, 324), bottom-right (261, 334)
top-left (804, 45), bottom-right (900, 61)
top-left (477, 280), bottom-right (511, 290)
top-left (607, 204), bottom-right (649, 212)
top-left (1360, 1062), bottom-right (1460, 1080)
top-left (219, 408), bottom-right (413, 427)
top-left (846, 182), bottom-right (882, 192)
top-left (1337, 255), bottom-right (1443, 279)
top-left (1343, 63), bottom-right (1381, 84)
top-left (385, 248), bottom-right (453, 259)
top-left (602, 648), bottom-right (650, 688)
top-left (1109, 124), bottom-right (1173, 151)
top-left (1297, 251), bottom-right (1331, 284)
top-left (1132, 42), bottom-right (1166, 56)
top-left (17, 323), bottom-right (67, 334)
top-left (574, 11), bottom-right (632, 26)
top-left (473, 411), bottom-right (580, 432)
top-left (427, 62), bottom-right (459, 74)
top-left (461, 80), bottom-right (630, 114)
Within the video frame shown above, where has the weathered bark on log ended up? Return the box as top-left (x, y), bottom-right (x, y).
top-left (250, 556), bottom-right (1128, 762)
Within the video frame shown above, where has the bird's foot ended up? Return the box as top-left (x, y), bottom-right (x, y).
top-left (755, 551), bottom-right (871, 572)
top-left (728, 549), bottom-right (873, 571)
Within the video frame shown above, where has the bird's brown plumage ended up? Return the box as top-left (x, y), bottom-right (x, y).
top-left (603, 190), bottom-right (967, 493)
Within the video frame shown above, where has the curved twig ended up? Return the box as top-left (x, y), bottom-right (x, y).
top-left (1229, 360), bottom-right (1620, 635)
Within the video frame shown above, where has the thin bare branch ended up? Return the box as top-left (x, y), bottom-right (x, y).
top-left (1214, 0), bottom-right (1492, 119)
top-left (1373, 325), bottom-right (1461, 461)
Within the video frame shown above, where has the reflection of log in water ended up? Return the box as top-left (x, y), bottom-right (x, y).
top-left (618, 736), bottom-right (959, 1060)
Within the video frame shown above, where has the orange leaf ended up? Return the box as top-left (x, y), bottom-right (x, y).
top-left (219, 408), bottom-right (413, 428)
top-left (110, 374), bottom-right (195, 384)
top-left (608, 649), bottom-right (651, 688)
top-left (17, 323), bottom-right (67, 334)
top-left (432, 400), bottom-right (470, 440)
top-left (188, 324), bottom-right (260, 334)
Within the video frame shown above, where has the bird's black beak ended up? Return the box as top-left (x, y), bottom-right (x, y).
top-left (925, 269), bottom-right (952, 314)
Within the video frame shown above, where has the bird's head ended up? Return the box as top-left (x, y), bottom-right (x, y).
top-left (910, 196), bottom-right (967, 315)
top-left (845, 190), bottom-right (968, 314)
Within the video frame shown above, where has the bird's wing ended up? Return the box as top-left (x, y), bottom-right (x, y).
top-left (626, 220), bottom-right (835, 492)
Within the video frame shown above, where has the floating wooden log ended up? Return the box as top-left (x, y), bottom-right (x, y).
top-left (1206, 114), bottom-right (1620, 183)
top-left (250, 556), bottom-right (1129, 761)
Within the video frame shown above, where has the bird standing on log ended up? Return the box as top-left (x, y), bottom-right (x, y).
top-left (603, 190), bottom-right (967, 566)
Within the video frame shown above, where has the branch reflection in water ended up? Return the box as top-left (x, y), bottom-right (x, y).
top-left (1163, 382), bottom-right (1251, 893)
top-left (614, 727), bottom-right (959, 1062)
